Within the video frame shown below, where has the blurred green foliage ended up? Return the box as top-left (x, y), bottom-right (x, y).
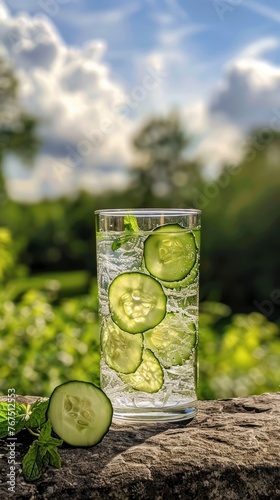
top-left (0, 284), bottom-right (100, 396)
top-left (0, 64), bottom-right (279, 399)
top-left (0, 230), bottom-right (279, 399)
top-left (0, 278), bottom-right (279, 398)
top-left (199, 304), bottom-right (280, 399)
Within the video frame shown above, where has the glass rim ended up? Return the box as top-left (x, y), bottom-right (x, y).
top-left (95, 208), bottom-right (201, 216)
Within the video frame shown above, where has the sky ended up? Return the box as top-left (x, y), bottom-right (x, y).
top-left (1, 0), bottom-right (280, 201)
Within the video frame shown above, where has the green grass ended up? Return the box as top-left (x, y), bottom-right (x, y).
top-left (6, 270), bottom-right (90, 299)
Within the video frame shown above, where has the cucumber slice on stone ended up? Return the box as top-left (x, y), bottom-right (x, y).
top-left (144, 224), bottom-right (197, 282)
top-left (120, 349), bottom-right (164, 393)
top-left (109, 272), bottom-right (166, 334)
top-left (144, 314), bottom-right (196, 368)
top-left (47, 381), bottom-right (113, 447)
top-left (101, 318), bottom-right (143, 374)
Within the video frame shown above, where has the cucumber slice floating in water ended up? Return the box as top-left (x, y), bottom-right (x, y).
top-left (120, 349), bottom-right (164, 393)
top-left (101, 318), bottom-right (143, 374)
top-left (109, 272), bottom-right (166, 334)
top-left (144, 224), bottom-right (197, 282)
top-left (144, 314), bottom-right (196, 368)
top-left (47, 381), bottom-right (113, 447)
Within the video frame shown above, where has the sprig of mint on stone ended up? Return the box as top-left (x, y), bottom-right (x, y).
top-left (111, 214), bottom-right (139, 251)
top-left (22, 420), bottom-right (62, 481)
top-left (0, 398), bottom-right (62, 481)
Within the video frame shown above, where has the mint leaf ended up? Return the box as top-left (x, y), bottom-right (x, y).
top-left (0, 402), bottom-right (26, 438)
top-left (112, 214), bottom-right (139, 251)
top-left (124, 214), bottom-right (139, 232)
top-left (38, 420), bottom-right (63, 447)
top-left (42, 452), bottom-right (50, 468)
top-left (37, 419), bottom-right (52, 443)
top-left (22, 442), bottom-right (44, 481)
top-left (22, 421), bottom-right (63, 481)
top-left (27, 400), bottom-right (48, 429)
top-left (111, 235), bottom-right (133, 251)
top-left (47, 446), bottom-right (61, 468)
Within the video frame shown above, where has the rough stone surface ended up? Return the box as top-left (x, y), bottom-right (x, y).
top-left (0, 393), bottom-right (279, 499)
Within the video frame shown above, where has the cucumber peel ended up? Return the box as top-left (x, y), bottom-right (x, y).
top-left (161, 261), bottom-right (198, 289)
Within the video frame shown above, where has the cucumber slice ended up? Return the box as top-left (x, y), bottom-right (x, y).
top-left (144, 224), bottom-right (197, 282)
top-left (109, 272), bottom-right (166, 334)
top-left (47, 381), bottom-right (113, 447)
top-left (144, 314), bottom-right (196, 368)
top-left (120, 349), bottom-right (164, 393)
top-left (101, 318), bottom-right (143, 374)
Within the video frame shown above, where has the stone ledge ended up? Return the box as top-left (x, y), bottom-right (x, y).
top-left (0, 393), bottom-right (279, 499)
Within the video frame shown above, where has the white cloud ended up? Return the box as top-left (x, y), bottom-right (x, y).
top-left (2, 1), bottom-right (280, 198)
top-left (209, 57), bottom-right (280, 130)
top-left (182, 38), bottom-right (280, 168)
top-left (5, 154), bottom-right (130, 202)
top-left (0, 4), bottom-right (135, 199)
top-left (0, 0), bottom-right (8, 19)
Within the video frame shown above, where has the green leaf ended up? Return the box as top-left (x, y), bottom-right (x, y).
top-left (42, 451), bottom-right (50, 468)
top-left (124, 214), bottom-right (139, 232)
top-left (0, 402), bottom-right (27, 438)
top-left (38, 420), bottom-right (63, 447)
top-left (111, 235), bottom-right (133, 251)
top-left (37, 420), bottom-right (52, 443)
top-left (22, 442), bottom-right (44, 481)
top-left (27, 400), bottom-right (49, 429)
top-left (43, 436), bottom-right (63, 447)
top-left (47, 446), bottom-right (61, 468)
top-left (112, 215), bottom-right (139, 251)
top-left (22, 421), bottom-right (62, 481)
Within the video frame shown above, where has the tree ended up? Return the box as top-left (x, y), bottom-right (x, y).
top-left (0, 59), bottom-right (39, 201)
top-left (130, 113), bottom-right (202, 207)
top-left (200, 129), bottom-right (280, 316)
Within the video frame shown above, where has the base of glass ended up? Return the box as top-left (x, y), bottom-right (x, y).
top-left (112, 403), bottom-right (197, 423)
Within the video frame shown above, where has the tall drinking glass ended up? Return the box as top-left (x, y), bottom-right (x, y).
top-left (95, 209), bottom-right (201, 422)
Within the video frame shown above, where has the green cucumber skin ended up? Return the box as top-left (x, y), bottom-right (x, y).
top-left (47, 380), bottom-right (113, 448)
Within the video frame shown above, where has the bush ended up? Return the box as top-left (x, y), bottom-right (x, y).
top-left (199, 306), bottom-right (280, 399)
top-left (1, 285), bottom-right (279, 399)
top-left (0, 287), bottom-right (100, 396)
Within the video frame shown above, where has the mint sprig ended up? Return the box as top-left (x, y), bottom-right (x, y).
top-left (123, 215), bottom-right (139, 232)
top-left (22, 420), bottom-right (63, 481)
top-left (112, 214), bottom-right (139, 251)
top-left (1, 398), bottom-right (63, 481)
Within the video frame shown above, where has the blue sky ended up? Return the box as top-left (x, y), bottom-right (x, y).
top-left (2, 0), bottom-right (280, 200)
top-left (8, 0), bottom-right (280, 73)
